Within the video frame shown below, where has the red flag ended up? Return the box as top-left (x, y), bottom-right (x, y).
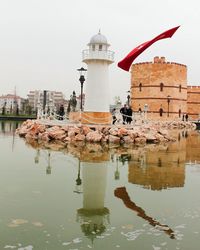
top-left (118, 26), bottom-right (180, 72)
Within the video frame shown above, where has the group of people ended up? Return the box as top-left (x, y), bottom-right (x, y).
top-left (182, 113), bottom-right (189, 121)
top-left (112, 104), bottom-right (133, 125)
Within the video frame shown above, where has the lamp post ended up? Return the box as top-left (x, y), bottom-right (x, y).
top-left (77, 67), bottom-right (87, 111)
top-left (144, 103), bottom-right (148, 122)
top-left (167, 95), bottom-right (171, 117)
top-left (127, 91), bottom-right (130, 106)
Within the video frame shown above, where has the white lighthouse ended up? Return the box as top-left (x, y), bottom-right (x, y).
top-left (81, 31), bottom-right (114, 124)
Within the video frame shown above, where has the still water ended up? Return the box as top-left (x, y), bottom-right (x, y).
top-left (0, 121), bottom-right (200, 250)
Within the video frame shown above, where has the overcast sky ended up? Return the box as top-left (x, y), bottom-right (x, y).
top-left (0, 0), bottom-right (199, 103)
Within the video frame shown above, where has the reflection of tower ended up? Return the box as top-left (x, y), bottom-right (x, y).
top-left (128, 135), bottom-right (186, 190)
top-left (77, 162), bottom-right (110, 242)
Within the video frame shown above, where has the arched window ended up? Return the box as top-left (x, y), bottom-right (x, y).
top-left (179, 84), bottom-right (182, 92)
top-left (99, 44), bottom-right (102, 51)
top-left (179, 109), bottom-right (181, 118)
top-left (139, 83), bottom-right (142, 92)
top-left (159, 108), bottom-right (163, 117)
top-left (160, 82), bottom-right (164, 92)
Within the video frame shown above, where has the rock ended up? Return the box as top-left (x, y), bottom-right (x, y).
top-left (68, 130), bottom-right (75, 138)
top-left (25, 133), bottom-right (38, 140)
top-left (16, 119), bottom-right (186, 146)
top-left (75, 134), bottom-right (86, 141)
top-left (158, 129), bottom-right (168, 136)
top-left (37, 124), bottom-right (46, 133)
top-left (108, 135), bottom-right (121, 143)
top-left (86, 131), bottom-right (102, 142)
top-left (128, 130), bottom-right (138, 139)
top-left (38, 132), bottom-right (50, 142)
top-left (48, 129), bottom-right (66, 140)
top-left (123, 135), bottom-right (134, 143)
top-left (102, 135), bottom-right (109, 142)
top-left (81, 126), bottom-right (92, 135)
top-left (145, 133), bottom-right (158, 143)
top-left (109, 127), bottom-right (118, 136)
top-left (118, 127), bottom-right (128, 137)
top-left (135, 137), bottom-right (147, 144)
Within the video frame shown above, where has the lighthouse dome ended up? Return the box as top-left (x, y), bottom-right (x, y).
top-left (89, 31), bottom-right (109, 45)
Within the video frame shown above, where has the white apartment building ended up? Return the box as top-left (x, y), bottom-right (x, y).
top-left (27, 90), bottom-right (65, 111)
top-left (0, 94), bottom-right (23, 114)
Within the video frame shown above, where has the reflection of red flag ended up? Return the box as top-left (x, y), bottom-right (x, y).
top-left (118, 26), bottom-right (180, 72)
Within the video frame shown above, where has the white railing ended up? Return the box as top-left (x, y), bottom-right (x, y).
top-left (36, 106), bottom-right (145, 126)
top-left (37, 107), bottom-right (69, 122)
top-left (82, 49), bottom-right (114, 62)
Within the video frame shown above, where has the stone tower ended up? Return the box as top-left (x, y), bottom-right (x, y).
top-left (131, 56), bottom-right (187, 120)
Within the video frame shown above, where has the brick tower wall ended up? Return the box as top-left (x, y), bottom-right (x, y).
top-left (187, 86), bottom-right (200, 120)
top-left (130, 57), bottom-right (187, 120)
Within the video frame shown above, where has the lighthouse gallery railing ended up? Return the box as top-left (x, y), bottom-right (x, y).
top-left (82, 49), bottom-right (114, 62)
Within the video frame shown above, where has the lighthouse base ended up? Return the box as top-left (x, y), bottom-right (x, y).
top-left (81, 112), bottom-right (112, 125)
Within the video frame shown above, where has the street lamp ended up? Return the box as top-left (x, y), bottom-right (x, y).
top-left (167, 95), bottom-right (171, 117)
top-left (127, 90), bottom-right (130, 106)
top-left (77, 67), bottom-right (87, 111)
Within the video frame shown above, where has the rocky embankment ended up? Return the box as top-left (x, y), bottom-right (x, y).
top-left (16, 119), bottom-right (196, 145)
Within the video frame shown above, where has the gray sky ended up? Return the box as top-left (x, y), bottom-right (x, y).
top-left (0, 0), bottom-right (199, 103)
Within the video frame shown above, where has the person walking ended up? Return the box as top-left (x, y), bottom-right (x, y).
top-left (111, 108), bottom-right (117, 125)
top-left (59, 104), bottom-right (65, 120)
top-left (127, 106), bottom-right (133, 124)
top-left (120, 104), bottom-right (128, 124)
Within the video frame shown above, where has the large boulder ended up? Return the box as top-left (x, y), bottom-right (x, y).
top-left (108, 135), bottom-right (121, 143)
top-left (86, 131), bottom-right (103, 142)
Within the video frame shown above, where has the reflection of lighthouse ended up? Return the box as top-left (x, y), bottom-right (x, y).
top-left (82, 163), bottom-right (107, 209)
top-left (81, 31), bottom-right (114, 124)
top-left (77, 162), bottom-right (109, 241)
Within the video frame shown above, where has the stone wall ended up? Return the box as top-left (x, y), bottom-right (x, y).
top-left (187, 86), bottom-right (200, 120)
top-left (130, 56), bottom-right (187, 120)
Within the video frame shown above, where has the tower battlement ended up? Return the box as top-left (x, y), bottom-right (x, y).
top-left (133, 56), bottom-right (186, 68)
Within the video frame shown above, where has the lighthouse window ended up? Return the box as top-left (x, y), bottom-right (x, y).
top-left (179, 84), bottom-right (182, 92)
top-left (99, 44), bottom-right (102, 51)
top-left (160, 82), bottom-right (164, 91)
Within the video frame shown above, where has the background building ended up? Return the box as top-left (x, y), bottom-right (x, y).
top-left (0, 94), bottom-right (24, 114)
top-left (27, 90), bottom-right (65, 112)
top-left (130, 56), bottom-right (200, 120)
